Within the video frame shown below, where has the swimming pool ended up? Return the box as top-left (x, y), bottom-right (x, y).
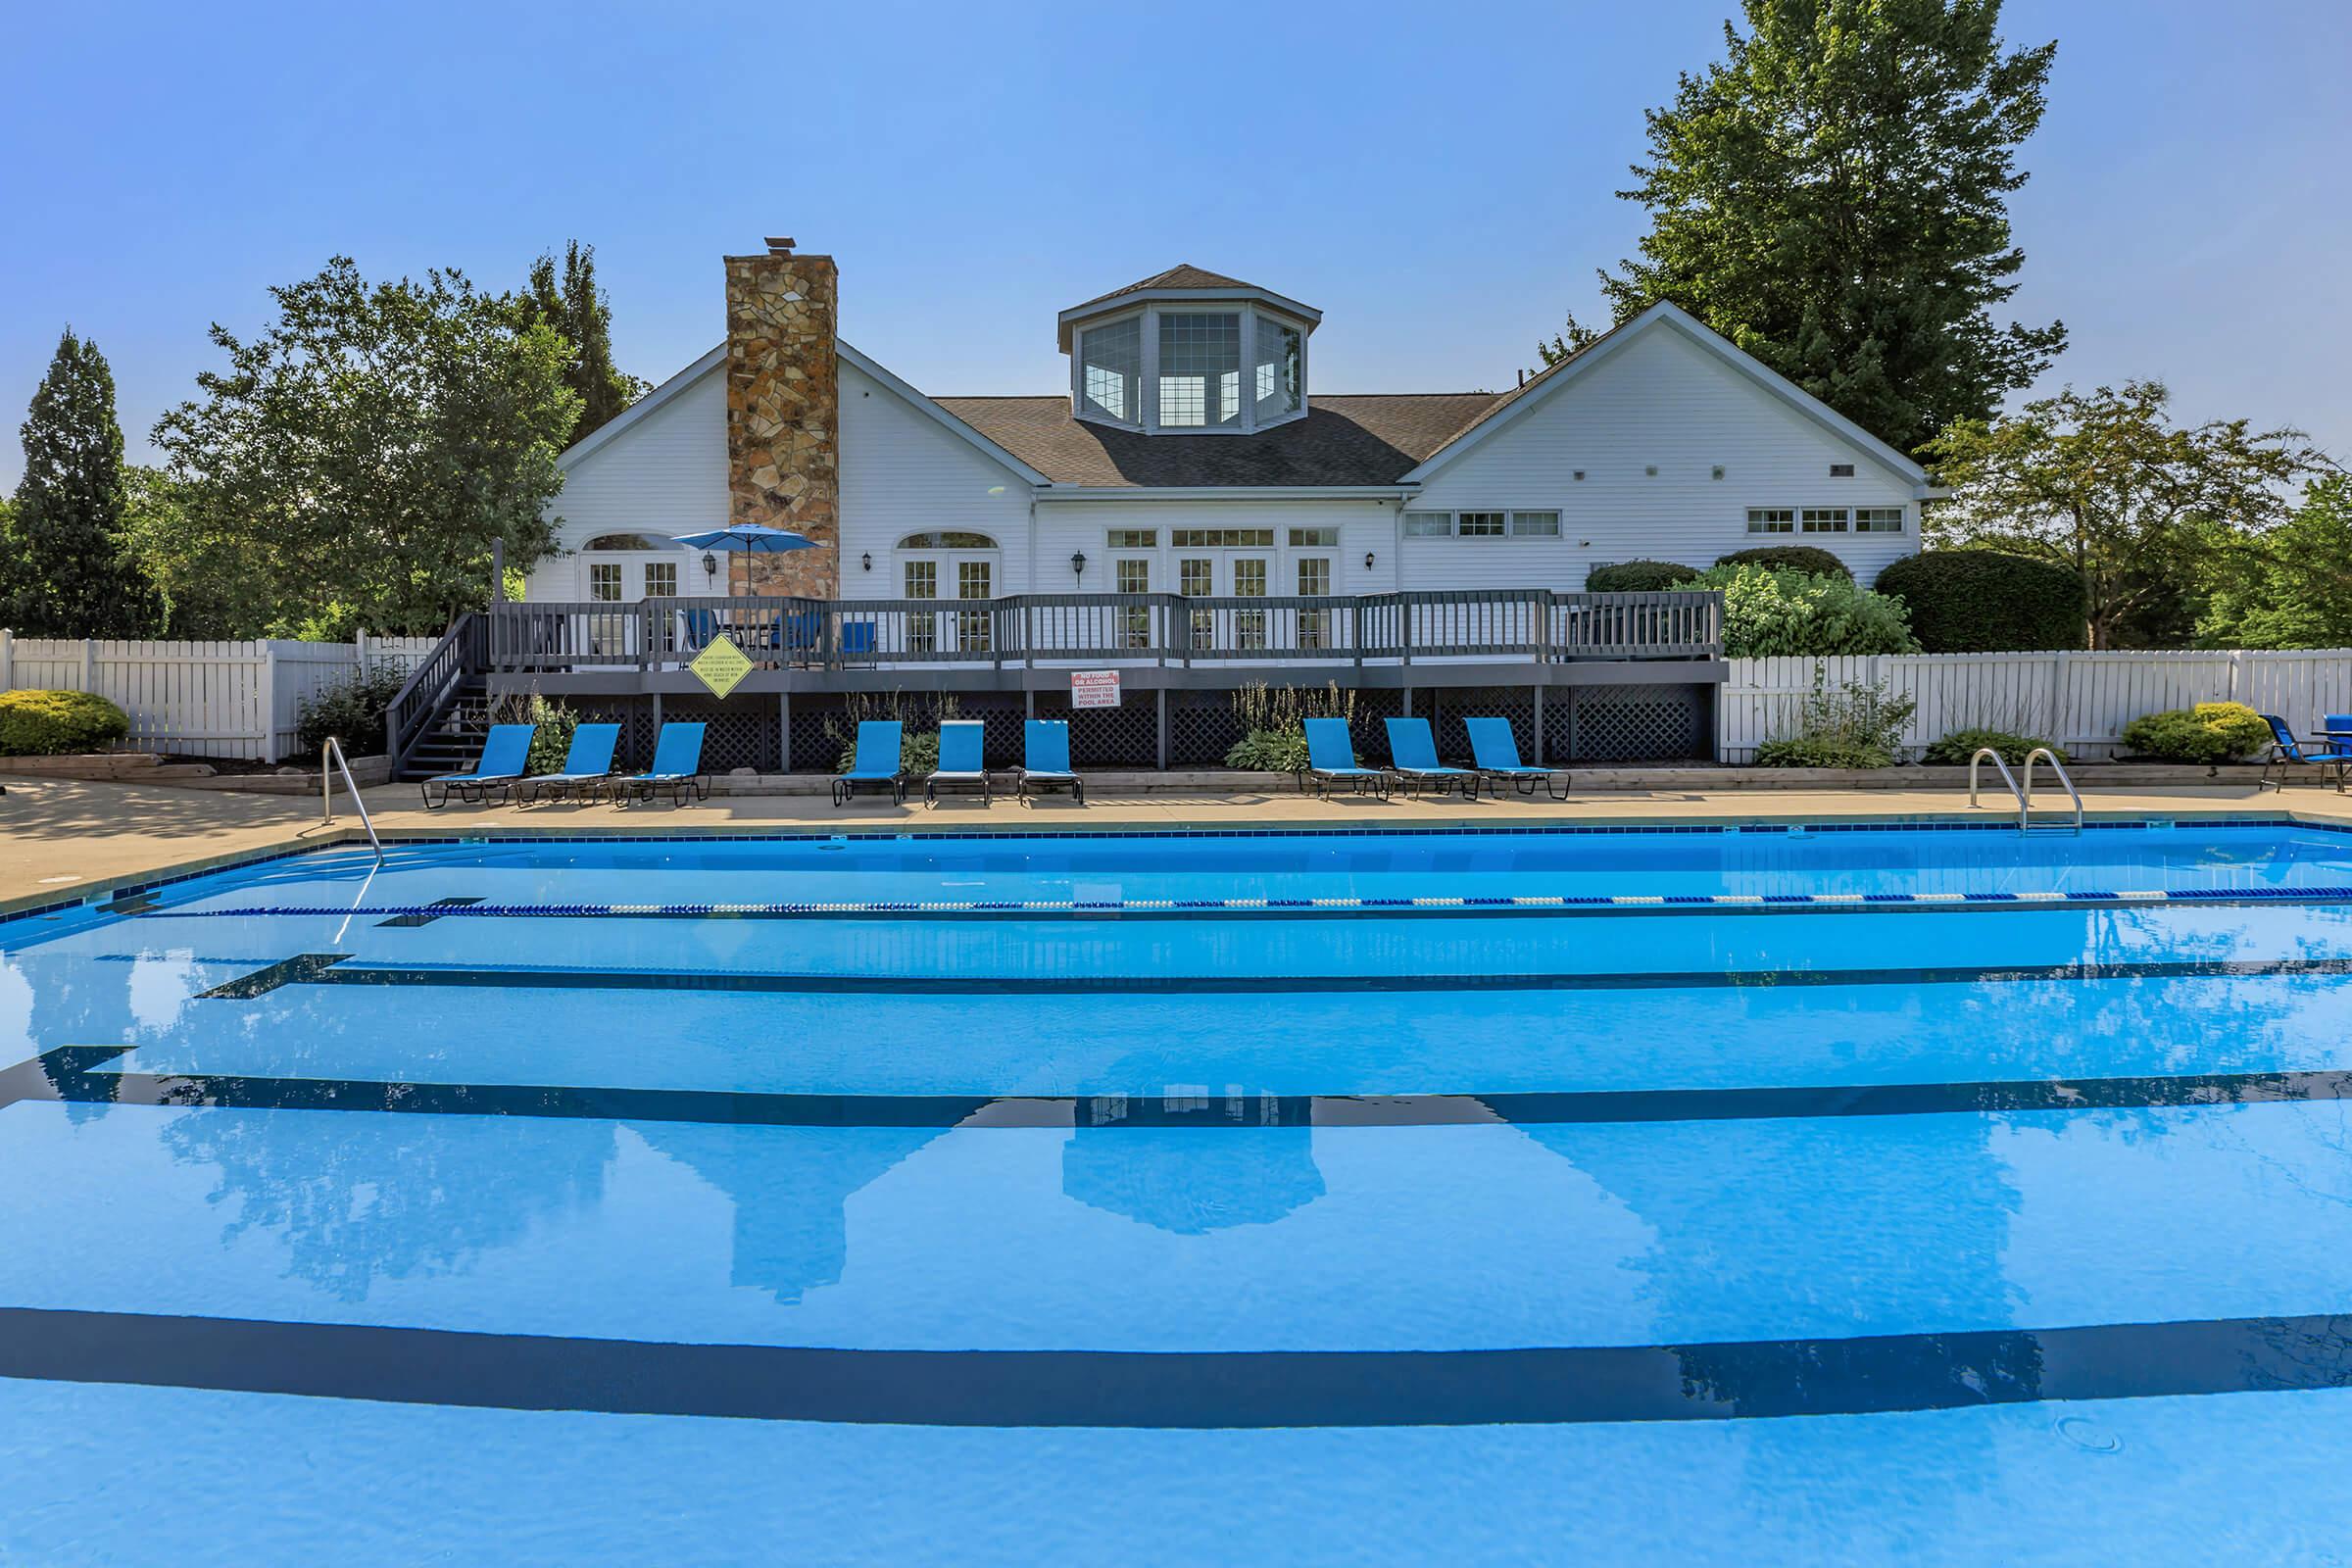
top-left (5, 819), bottom-right (2352, 1562)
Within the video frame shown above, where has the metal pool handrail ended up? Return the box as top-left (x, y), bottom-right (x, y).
top-left (320, 736), bottom-right (385, 863)
top-left (1968, 747), bottom-right (2027, 827)
top-left (2023, 747), bottom-right (2084, 835)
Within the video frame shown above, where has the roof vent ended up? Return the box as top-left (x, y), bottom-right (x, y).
top-left (1830, 463), bottom-right (1854, 477)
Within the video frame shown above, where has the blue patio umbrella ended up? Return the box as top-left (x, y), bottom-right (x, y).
top-left (671, 523), bottom-right (816, 591)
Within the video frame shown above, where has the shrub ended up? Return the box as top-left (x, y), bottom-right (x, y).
top-left (1585, 560), bottom-right (1698, 593)
top-left (0, 690), bottom-right (131, 756)
top-left (1922, 728), bottom-right (2066, 767)
top-left (487, 690), bottom-right (581, 775)
top-left (1752, 671), bottom-right (1918, 768)
top-left (1875, 551), bottom-right (2088, 653)
top-left (295, 661), bottom-right (410, 757)
top-left (825, 690), bottom-right (957, 776)
top-left (1224, 681), bottom-right (1355, 773)
top-left (1681, 564), bottom-right (1920, 658)
top-left (2120, 701), bottom-right (2273, 764)
top-left (1716, 544), bottom-right (1852, 581)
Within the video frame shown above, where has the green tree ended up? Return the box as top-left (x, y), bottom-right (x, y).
top-left (1924, 381), bottom-right (2325, 649)
top-left (3, 329), bottom-right (162, 635)
top-left (1553, 0), bottom-right (2065, 453)
top-left (2197, 475), bottom-right (2352, 650)
top-left (151, 257), bottom-right (580, 637)
top-left (516, 240), bottom-right (645, 445)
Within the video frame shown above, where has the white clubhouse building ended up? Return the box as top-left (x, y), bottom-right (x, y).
top-left (526, 247), bottom-right (1933, 613)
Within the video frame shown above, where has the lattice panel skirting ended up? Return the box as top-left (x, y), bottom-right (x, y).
top-left (1421, 687), bottom-right (1539, 768)
top-left (1031, 694), bottom-right (1159, 767)
top-left (1549, 682), bottom-right (1712, 763)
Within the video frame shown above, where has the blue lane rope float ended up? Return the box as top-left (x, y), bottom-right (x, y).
top-left (124, 883), bottom-right (2352, 921)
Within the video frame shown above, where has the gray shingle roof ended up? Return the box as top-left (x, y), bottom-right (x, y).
top-left (934, 394), bottom-right (1506, 488)
top-left (1065, 264), bottom-right (1262, 314)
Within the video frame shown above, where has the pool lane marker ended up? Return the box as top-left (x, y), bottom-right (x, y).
top-left (195, 953), bottom-right (352, 1000)
top-left (0, 1304), bottom-right (2346, 1427)
top-left (172, 952), bottom-right (2352, 1000)
top-left (17, 1046), bottom-right (2352, 1131)
top-left (374, 897), bottom-right (484, 929)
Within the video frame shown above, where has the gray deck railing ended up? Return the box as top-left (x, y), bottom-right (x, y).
top-left (385, 611), bottom-right (484, 766)
top-left (482, 589), bottom-right (1723, 676)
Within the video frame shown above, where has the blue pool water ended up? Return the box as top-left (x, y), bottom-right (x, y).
top-left (6, 820), bottom-right (2352, 1563)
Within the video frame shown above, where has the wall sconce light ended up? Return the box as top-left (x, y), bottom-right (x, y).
top-left (860, 552), bottom-right (872, 572)
top-left (1070, 550), bottom-right (1087, 579)
top-left (1364, 551), bottom-right (1376, 571)
top-left (700, 551), bottom-right (718, 582)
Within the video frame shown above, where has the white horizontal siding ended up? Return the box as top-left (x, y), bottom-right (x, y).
top-left (530, 367), bottom-right (731, 600)
top-left (1410, 324), bottom-right (1920, 592)
top-left (840, 359), bottom-right (1039, 596)
top-left (1035, 498), bottom-right (1398, 597)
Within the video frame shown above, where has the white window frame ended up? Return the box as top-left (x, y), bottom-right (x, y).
top-left (1854, 507), bottom-right (1905, 534)
top-left (1507, 511), bottom-right (1561, 538)
top-left (1800, 508), bottom-right (1850, 534)
top-left (1745, 508), bottom-right (1796, 534)
top-left (1072, 303), bottom-right (1311, 436)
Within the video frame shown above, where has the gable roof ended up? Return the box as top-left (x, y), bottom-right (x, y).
top-left (1401, 301), bottom-right (1933, 489)
top-left (555, 343), bottom-right (726, 469)
top-left (934, 393), bottom-right (1500, 489)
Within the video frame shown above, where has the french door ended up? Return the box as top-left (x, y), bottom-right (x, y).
top-left (1176, 549), bottom-right (1272, 652)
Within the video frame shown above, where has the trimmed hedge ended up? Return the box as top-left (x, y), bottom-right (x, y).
top-left (0, 690), bottom-right (131, 757)
top-left (2120, 702), bottom-right (2273, 764)
top-left (1715, 544), bottom-right (1852, 581)
top-left (1679, 564), bottom-right (1919, 658)
top-left (1921, 728), bottom-right (2065, 767)
top-left (1875, 551), bottom-right (2088, 653)
top-left (1585, 560), bottom-right (1698, 593)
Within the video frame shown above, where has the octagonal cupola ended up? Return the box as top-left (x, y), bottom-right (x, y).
top-left (1057, 265), bottom-right (1320, 435)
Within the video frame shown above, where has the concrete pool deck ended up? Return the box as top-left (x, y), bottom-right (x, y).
top-left (7, 769), bottom-right (2352, 916)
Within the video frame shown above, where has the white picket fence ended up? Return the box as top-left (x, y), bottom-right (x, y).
top-left (0, 631), bottom-right (440, 761)
top-left (1720, 650), bottom-right (2352, 762)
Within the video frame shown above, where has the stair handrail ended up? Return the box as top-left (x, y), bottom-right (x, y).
top-left (2022, 747), bottom-right (2084, 834)
top-left (384, 612), bottom-right (483, 772)
top-left (320, 736), bottom-right (384, 863)
top-left (1967, 747), bottom-right (2028, 829)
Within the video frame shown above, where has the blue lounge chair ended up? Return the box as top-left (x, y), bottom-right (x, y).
top-left (926, 719), bottom-right (990, 806)
top-left (520, 722), bottom-right (621, 806)
top-left (2326, 713), bottom-right (2352, 744)
top-left (1384, 717), bottom-right (1480, 799)
top-left (834, 720), bottom-right (906, 806)
top-left (1016, 719), bottom-right (1084, 804)
top-left (681, 608), bottom-right (720, 653)
top-left (840, 620), bottom-right (878, 663)
top-left (420, 723), bottom-right (535, 809)
top-left (1303, 717), bottom-right (1388, 801)
top-left (614, 722), bottom-right (709, 807)
top-left (1466, 716), bottom-right (1568, 800)
top-left (2260, 713), bottom-right (2352, 792)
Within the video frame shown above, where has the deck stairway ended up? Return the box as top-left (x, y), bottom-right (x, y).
top-left (393, 680), bottom-right (494, 781)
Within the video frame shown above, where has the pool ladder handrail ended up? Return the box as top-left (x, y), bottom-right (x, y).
top-left (1969, 746), bottom-right (2082, 834)
top-left (2022, 746), bottom-right (2084, 835)
top-left (320, 736), bottom-right (385, 863)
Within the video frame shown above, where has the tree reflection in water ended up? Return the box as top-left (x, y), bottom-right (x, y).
top-left (159, 1108), bottom-right (617, 1303)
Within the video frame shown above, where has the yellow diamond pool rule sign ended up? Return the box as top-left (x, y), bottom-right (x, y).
top-left (689, 634), bottom-right (754, 699)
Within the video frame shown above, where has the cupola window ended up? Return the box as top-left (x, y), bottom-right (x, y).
top-left (1057, 267), bottom-right (1320, 436)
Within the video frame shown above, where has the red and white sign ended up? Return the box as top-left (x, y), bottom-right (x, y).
top-left (1070, 669), bottom-right (1121, 709)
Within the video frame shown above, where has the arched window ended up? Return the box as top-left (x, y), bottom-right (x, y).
top-left (583, 532), bottom-right (676, 551)
top-left (897, 531), bottom-right (999, 551)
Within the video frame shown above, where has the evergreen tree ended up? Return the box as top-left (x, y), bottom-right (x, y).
top-left (1562, 0), bottom-right (2066, 453)
top-left (4, 329), bottom-right (161, 635)
top-left (518, 241), bottom-right (644, 445)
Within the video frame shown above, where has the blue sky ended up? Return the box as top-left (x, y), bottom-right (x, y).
top-left (3, 0), bottom-right (2345, 488)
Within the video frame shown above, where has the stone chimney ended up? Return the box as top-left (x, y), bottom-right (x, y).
top-left (722, 238), bottom-right (839, 597)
